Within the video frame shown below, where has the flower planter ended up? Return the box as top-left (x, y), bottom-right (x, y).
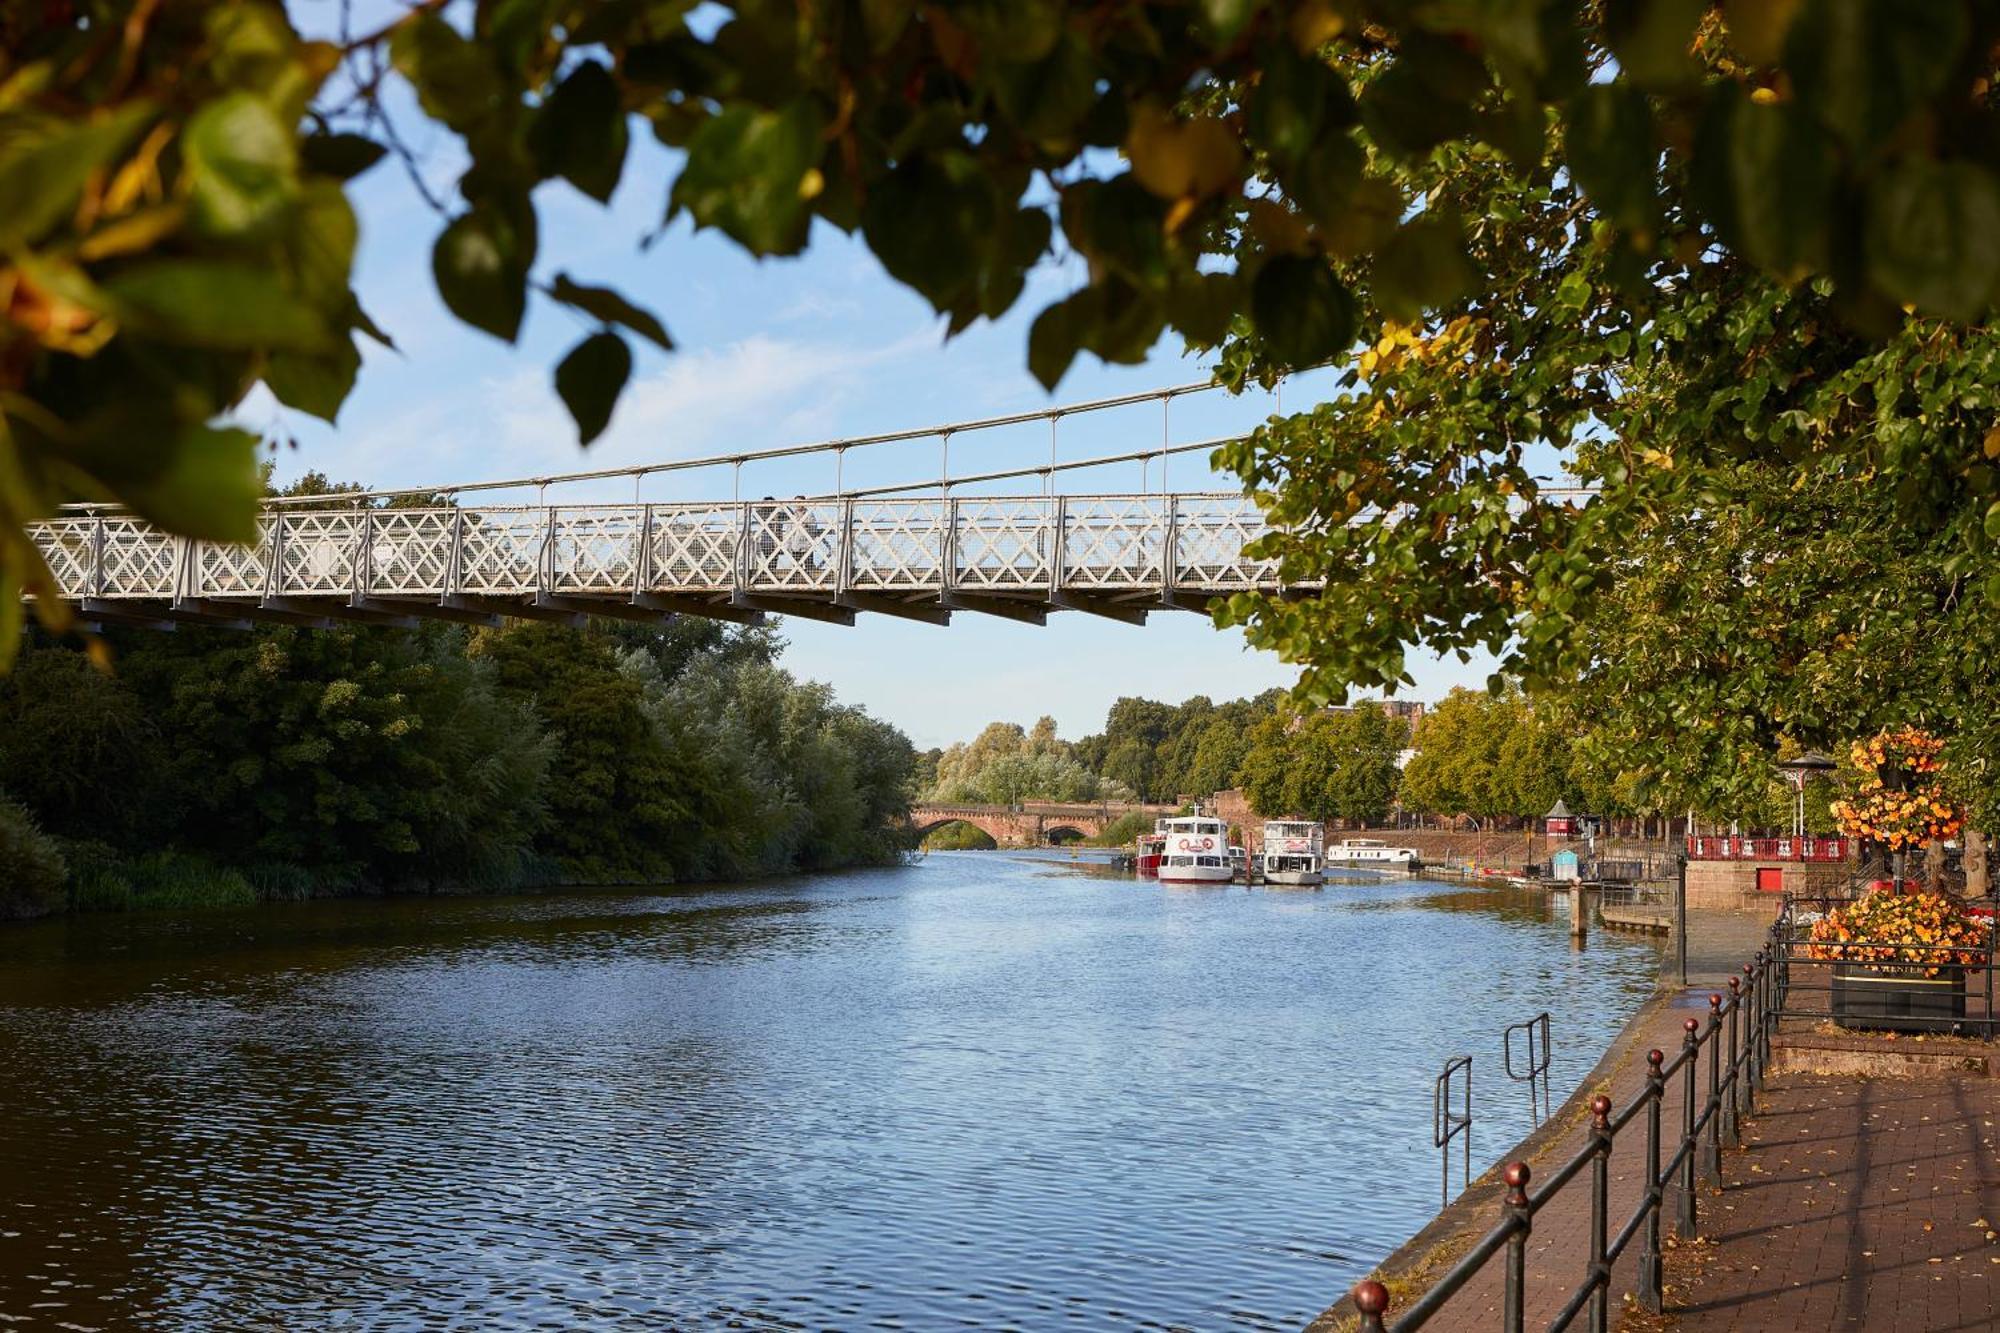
top-left (1831, 963), bottom-right (1967, 1034)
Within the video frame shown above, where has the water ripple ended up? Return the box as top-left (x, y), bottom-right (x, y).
top-left (0, 861), bottom-right (1657, 1329)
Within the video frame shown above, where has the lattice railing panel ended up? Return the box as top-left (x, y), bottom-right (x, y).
top-left (273, 512), bottom-right (362, 594)
top-left (648, 504), bottom-right (740, 593)
top-left (32, 519), bottom-right (97, 598)
top-left (360, 510), bottom-right (454, 595)
top-left (954, 498), bottom-right (1054, 590)
top-left (846, 500), bottom-right (945, 590)
top-left (1062, 498), bottom-right (1165, 589)
top-left (193, 519), bottom-right (274, 596)
top-left (548, 508), bottom-right (643, 594)
top-left (745, 500), bottom-right (841, 591)
top-left (99, 518), bottom-right (181, 597)
top-left (458, 508), bottom-right (544, 594)
top-left (1172, 496), bottom-right (1276, 590)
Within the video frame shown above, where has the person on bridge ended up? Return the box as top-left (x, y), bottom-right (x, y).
top-left (784, 496), bottom-right (822, 575)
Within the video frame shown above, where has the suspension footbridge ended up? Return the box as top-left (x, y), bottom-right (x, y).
top-left (27, 380), bottom-right (1308, 631)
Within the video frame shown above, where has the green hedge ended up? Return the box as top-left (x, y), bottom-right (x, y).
top-left (0, 797), bottom-right (68, 920)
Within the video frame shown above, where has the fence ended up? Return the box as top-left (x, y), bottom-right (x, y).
top-left (1349, 923), bottom-right (1785, 1332)
top-left (1685, 835), bottom-right (1850, 862)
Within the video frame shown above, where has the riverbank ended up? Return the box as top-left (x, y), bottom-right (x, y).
top-left (12, 841), bottom-right (916, 922)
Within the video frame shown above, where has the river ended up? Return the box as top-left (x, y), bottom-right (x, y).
top-left (0, 853), bottom-right (1659, 1330)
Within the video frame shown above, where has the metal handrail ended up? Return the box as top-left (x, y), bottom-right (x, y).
top-left (1353, 919), bottom-right (1785, 1332)
top-left (1434, 1056), bottom-right (1473, 1209)
top-left (1503, 1013), bottom-right (1552, 1126)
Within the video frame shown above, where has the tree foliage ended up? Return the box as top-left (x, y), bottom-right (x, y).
top-left (0, 612), bottom-right (915, 902)
top-left (1238, 701), bottom-right (1407, 823)
top-left (7, 0), bottom-right (2000, 667)
top-left (926, 717), bottom-right (1124, 804)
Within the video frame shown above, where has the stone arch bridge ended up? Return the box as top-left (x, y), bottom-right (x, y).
top-left (911, 802), bottom-right (1173, 847)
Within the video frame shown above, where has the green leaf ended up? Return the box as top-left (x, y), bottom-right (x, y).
top-left (1865, 160), bottom-right (2000, 321)
top-left (299, 132), bottom-right (388, 181)
top-left (554, 332), bottom-right (632, 445)
top-left (264, 335), bottom-right (361, 423)
top-left (1028, 290), bottom-right (1092, 390)
top-left (1169, 270), bottom-right (1239, 348)
top-left (1565, 85), bottom-right (1657, 232)
top-left (1246, 39), bottom-right (1355, 169)
top-left (530, 60), bottom-right (628, 203)
top-left (862, 154), bottom-right (998, 311)
top-left (1786, 0), bottom-right (1965, 155)
top-left (433, 207), bottom-right (533, 342)
top-left (0, 101), bottom-right (156, 249)
top-left (953, 0), bottom-right (1066, 61)
top-left (120, 425), bottom-right (264, 543)
top-left (670, 100), bottom-right (823, 256)
top-left (1604, 0), bottom-right (1705, 89)
top-left (1692, 91), bottom-right (1834, 279)
top-left (390, 12), bottom-right (501, 132)
top-left (183, 92), bottom-right (298, 239)
top-left (549, 273), bottom-right (672, 350)
top-left (1359, 34), bottom-right (1485, 160)
top-left (286, 181), bottom-right (358, 308)
top-left (1201, 0), bottom-right (1266, 41)
top-left (1984, 500), bottom-right (2000, 542)
top-left (1371, 215), bottom-right (1475, 323)
top-left (1252, 255), bottom-right (1356, 368)
top-left (105, 260), bottom-right (331, 351)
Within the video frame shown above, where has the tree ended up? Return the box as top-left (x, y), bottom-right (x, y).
top-left (11, 1), bottom-right (2000, 667)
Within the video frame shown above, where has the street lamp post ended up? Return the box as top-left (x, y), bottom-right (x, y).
top-left (1774, 752), bottom-right (1837, 840)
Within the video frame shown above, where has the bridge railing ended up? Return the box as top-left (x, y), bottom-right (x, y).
top-left (30, 494), bottom-right (1290, 608)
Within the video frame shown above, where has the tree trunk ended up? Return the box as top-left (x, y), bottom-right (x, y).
top-left (1966, 830), bottom-right (1990, 899)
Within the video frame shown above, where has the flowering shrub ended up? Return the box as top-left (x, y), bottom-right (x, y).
top-left (1829, 727), bottom-right (1961, 851)
top-left (1804, 889), bottom-right (1989, 978)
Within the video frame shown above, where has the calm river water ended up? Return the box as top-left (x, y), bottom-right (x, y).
top-left (0, 853), bottom-right (1659, 1330)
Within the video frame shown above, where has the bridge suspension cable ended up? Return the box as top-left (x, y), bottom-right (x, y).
top-left (232, 375), bottom-right (1253, 509)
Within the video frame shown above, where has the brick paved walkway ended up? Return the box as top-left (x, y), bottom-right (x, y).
top-left (1630, 1071), bottom-right (2000, 1331)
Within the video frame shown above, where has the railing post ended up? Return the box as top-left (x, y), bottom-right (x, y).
top-left (1639, 1048), bottom-right (1666, 1313)
top-left (1588, 1095), bottom-right (1612, 1333)
top-left (446, 505), bottom-right (465, 597)
top-left (735, 501), bottom-right (750, 597)
top-left (837, 497), bottom-right (855, 595)
top-left (1702, 993), bottom-right (1724, 1186)
top-left (943, 495), bottom-right (959, 595)
top-left (1740, 963), bottom-right (1759, 1107)
top-left (1675, 1016), bottom-right (1699, 1236)
top-left (1724, 976), bottom-right (1742, 1145)
top-left (90, 513), bottom-right (105, 598)
top-left (1051, 495), bottom-right (1067, 595)
top-left (1163, 494), bottom-right (1178, 596)
top-left (1501, 1161), bottom-right (1532, 1333)
top-left (1352, 1279), bottom-right (1389, 1333)
top-left (633, 504), bottom-right (653, 599)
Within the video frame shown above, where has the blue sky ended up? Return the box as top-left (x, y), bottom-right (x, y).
top-left (269, 6), bottom-right (1493, 747)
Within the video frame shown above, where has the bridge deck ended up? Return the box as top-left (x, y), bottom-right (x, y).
top-left (29, 494), bottom-right (1301, 630)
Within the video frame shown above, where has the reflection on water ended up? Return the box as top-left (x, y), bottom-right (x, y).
top-left (0, 857), bottom-right (1657, 1329)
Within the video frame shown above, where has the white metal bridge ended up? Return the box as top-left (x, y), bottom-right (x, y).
top-left (30, 492), bottom-right (1281, 630)
top-left (24, 378), bottom-right (1590, 631)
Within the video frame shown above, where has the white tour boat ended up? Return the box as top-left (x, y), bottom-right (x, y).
top-left (1157, 814), bottom-right (1233, 884)
top-left (1261, 819), bottom-right (1325, 886)
top-left (1325, 837), bottom-right (1422, 870)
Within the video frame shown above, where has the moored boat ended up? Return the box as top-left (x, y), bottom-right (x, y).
top-left (1325, 837), bottom-right (1422, 870)
top-left (1135, 830), bottom-right (1167, 879)
top-left (1157, 813), bottom-right (1232, 884)
top-left (1261, 819), bottom-right (1325, 886)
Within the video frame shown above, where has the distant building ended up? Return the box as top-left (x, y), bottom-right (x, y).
top-left (1545, 798), bottom-right (1576, 838)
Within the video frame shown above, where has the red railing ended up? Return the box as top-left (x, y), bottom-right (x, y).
top-left (1685, 835), bottom-right (1849, 862)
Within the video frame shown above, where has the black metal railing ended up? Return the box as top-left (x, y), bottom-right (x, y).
top-left (1352, 925), bottom-right (1785, 1332)
top-left (1434, 1055), bottom-right (1472, 1208)
top-left (1503, 1012), bottom-right (1552, 1126)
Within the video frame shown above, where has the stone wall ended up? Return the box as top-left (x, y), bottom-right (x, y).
top-left (1684, 859), bottom-right (1851, 910)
